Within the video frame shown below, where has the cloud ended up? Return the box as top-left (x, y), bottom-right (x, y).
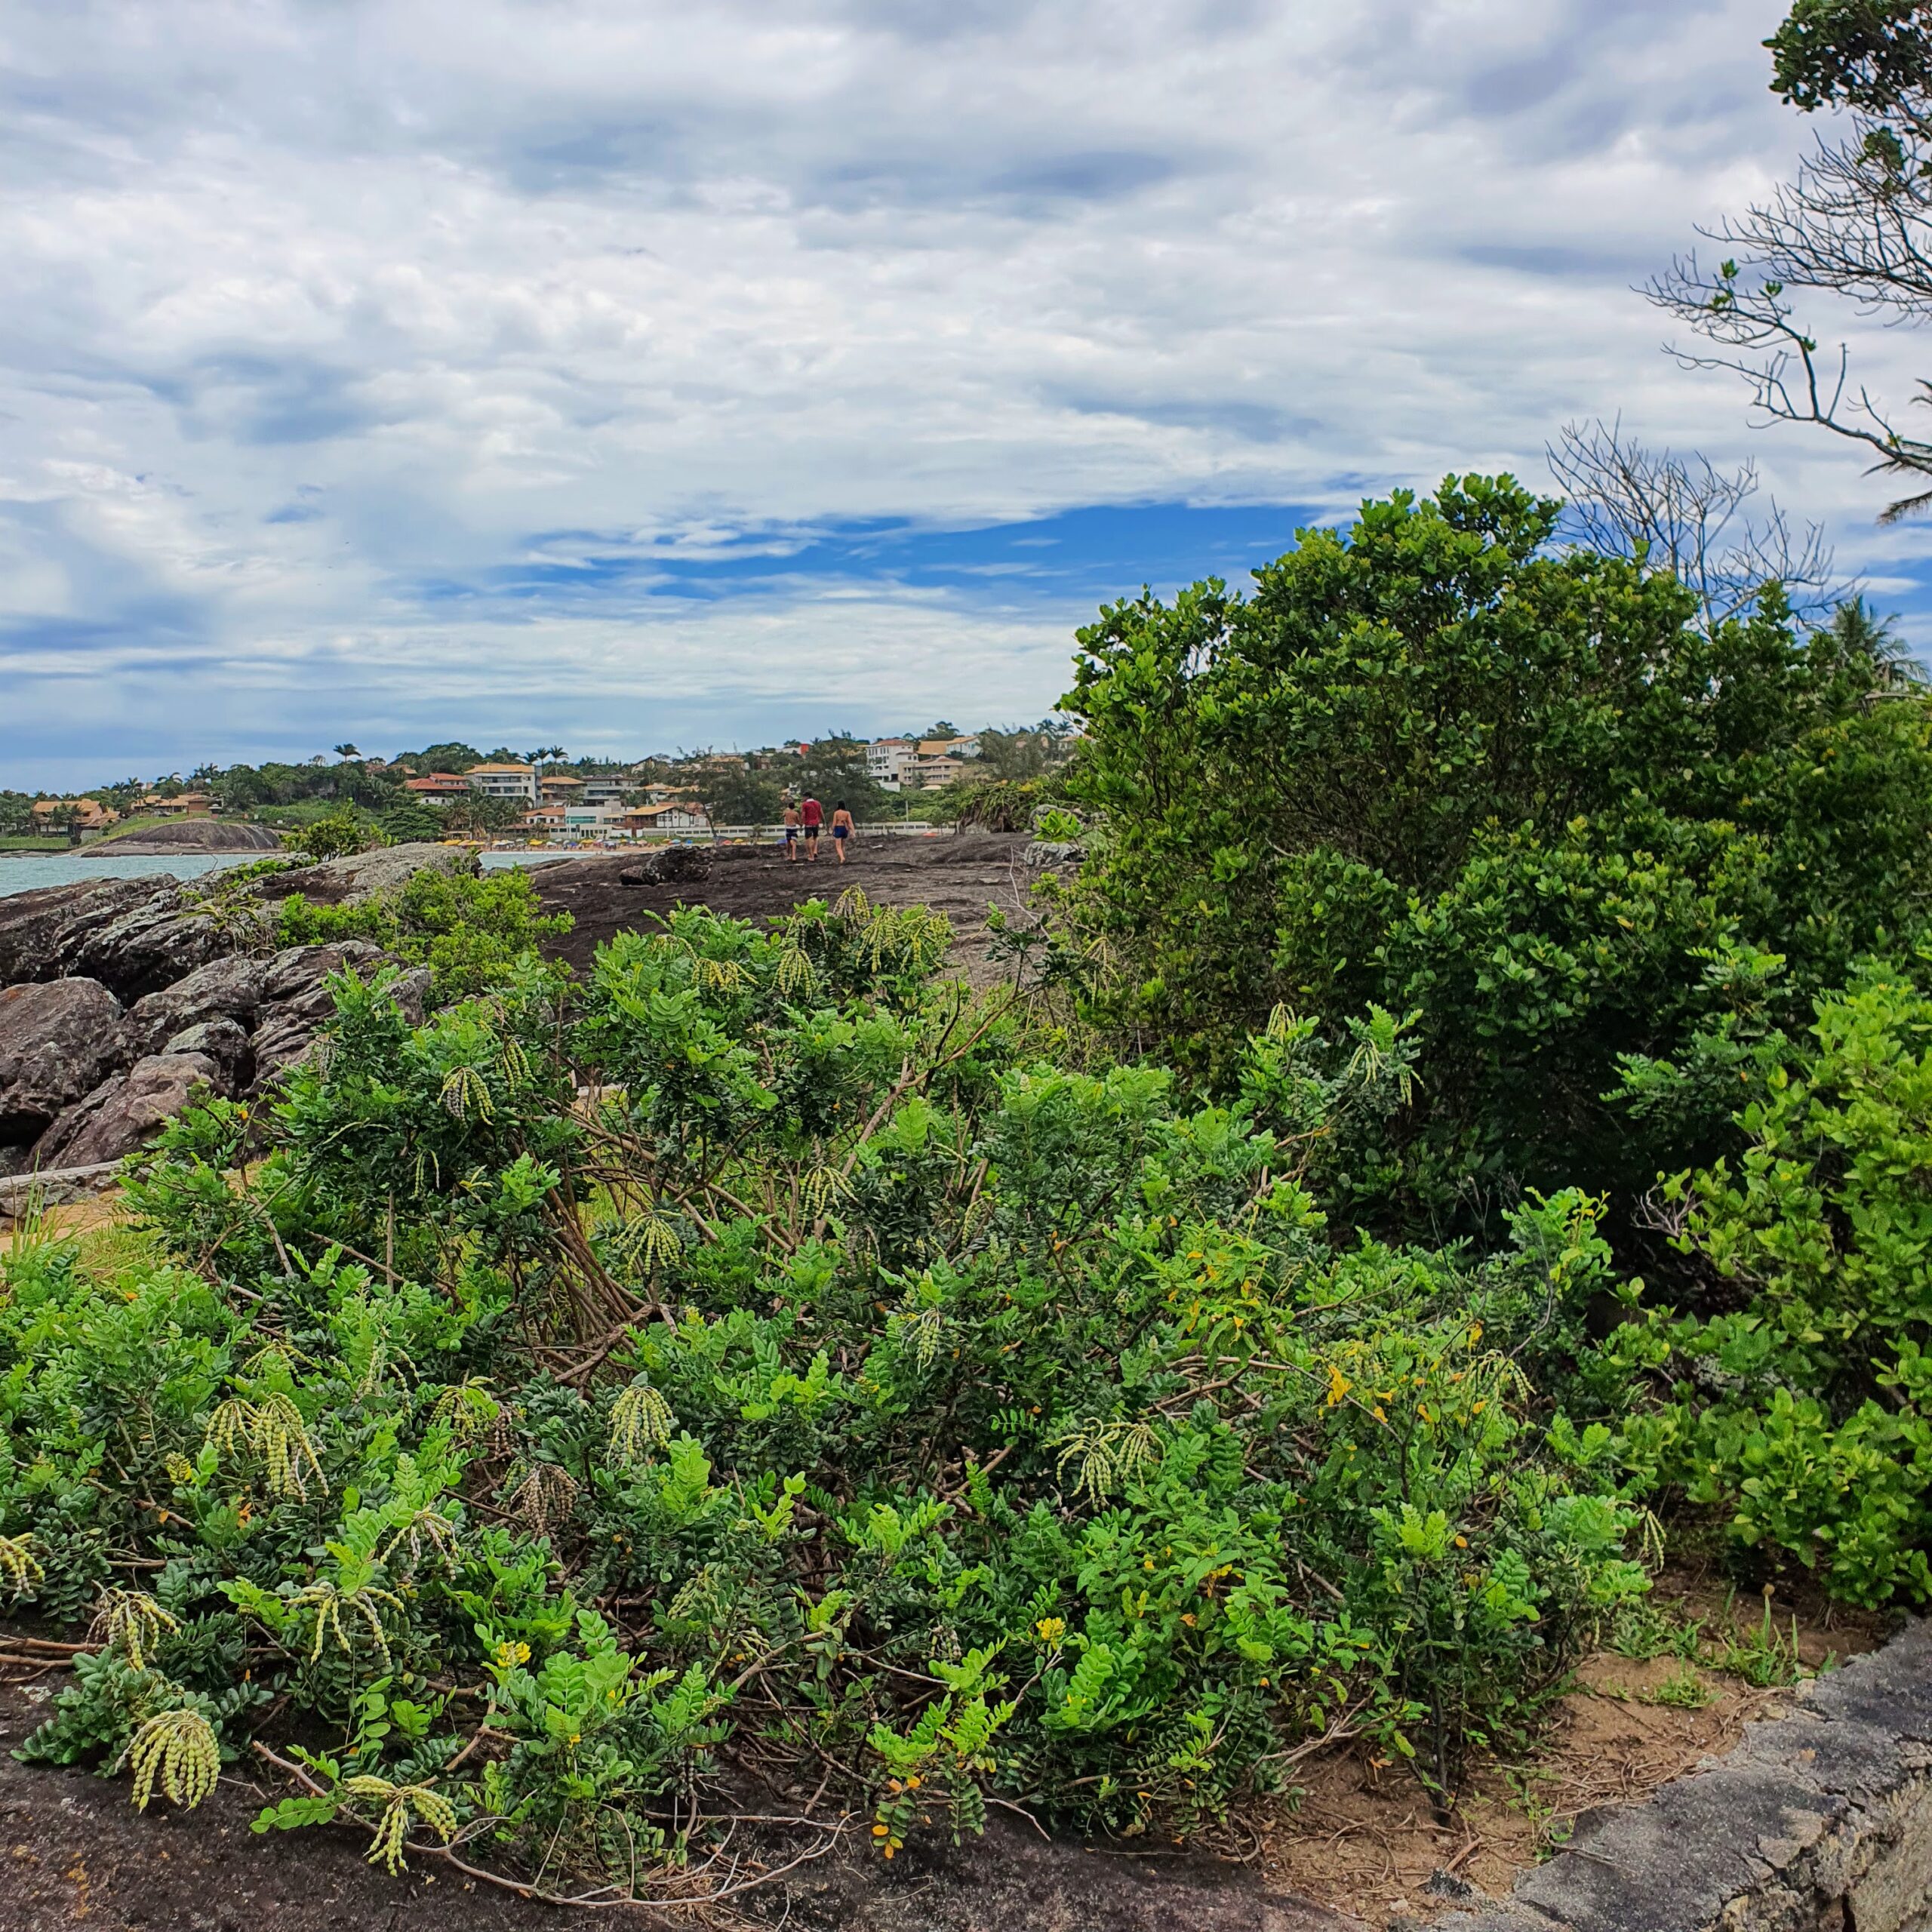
top-left (3, 0), bottom-right (1927, 785)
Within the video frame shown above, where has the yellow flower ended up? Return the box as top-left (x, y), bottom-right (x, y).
top-left (1035, 1616), bottom-right (1066, 1648)
top-left (1325, 1364), bottom-right (1352, 1407)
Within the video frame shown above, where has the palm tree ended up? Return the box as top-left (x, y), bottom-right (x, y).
top-left (333, 743), bottom-right (361, 761)
top-left (1824, 598), bottom-right (1927, 697)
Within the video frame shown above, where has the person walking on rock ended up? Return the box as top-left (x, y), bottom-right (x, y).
top-left (800, 795), bottom-right (823, 860)
top-left (831, 801), bottom-right (854, 863)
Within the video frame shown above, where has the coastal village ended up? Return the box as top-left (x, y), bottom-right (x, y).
top-left (2, 726), bottom-right (1071, 850)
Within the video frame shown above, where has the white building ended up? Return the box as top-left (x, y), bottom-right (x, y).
top-left (466, 761), bottom-right (538, 803)
top-left (867, 738), bottom-right (919, 790)
top-left (565, 804), bottom-right (626, 829)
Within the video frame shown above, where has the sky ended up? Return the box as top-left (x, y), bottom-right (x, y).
top-left (6, 0), bottom-right (1932, 787)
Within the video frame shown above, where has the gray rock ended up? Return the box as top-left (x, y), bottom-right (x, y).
top-left (161, 1017), bottom-right (251, 1089)
top-left (259, 842), bottom-right (475, 906)
top-left (97, 820), bottom-right (280, 854)
top-left (657, 845), bottom-right (712, 884)
top-left (0, 979), bottom-right (128, 1145)
top-left (1023, 839), bottom-right (1083, 868)
top-left (388, 966), bottom-right (433, 1026)
top-left (35, 1051), bottom-right (223, 1168)
top-left (259, 940), bottom-right (383, 1001)
top-left (128, 952), bottom-right (270, 1052)
top-left (0, 1160), bottom-right (122, 1226)
top-left (0, 877), bottom-right (168, 988)
top-left (59, 884), bottom-right (241, 1002)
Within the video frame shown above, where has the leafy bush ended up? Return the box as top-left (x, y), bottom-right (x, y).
top-left (0, 895), bottom-right (1650, 1901)
top-left (275, 863), bottom-right (572, 1001)
top-left (1614, 952), bottom-right (1932, 1606)
top-left (1062, 475), bottom-right (1932, 1226)
top-left (288, 808), bottom-right (385, 861)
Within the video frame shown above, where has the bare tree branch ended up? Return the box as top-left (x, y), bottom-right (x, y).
top-left (1547, 417), bottom-right (1846, 626)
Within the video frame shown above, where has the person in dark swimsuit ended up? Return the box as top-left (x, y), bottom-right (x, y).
top-left (831, 801), bottom-right (854, 863)
top-left (800, 795), bottom-right (823, 860)
top-left (783, 802), bottom-right (800, 860)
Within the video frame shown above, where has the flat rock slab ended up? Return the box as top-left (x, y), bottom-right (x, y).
top-left (531, 832), bottom-right (1041, 985)
top-left (0, 1678), bottom-right (1360, 1932)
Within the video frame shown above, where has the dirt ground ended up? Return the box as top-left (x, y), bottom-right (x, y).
top-left (0, 1671), bottom-right (1349, 1932)
top-left (1259, 1572), bottom-right (1887, 1926)
top-left (523, 831), bottom-right (1046, 985)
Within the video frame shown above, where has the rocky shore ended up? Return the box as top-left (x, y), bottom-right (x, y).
top-left (0, 844), bottom-right (460, 1183)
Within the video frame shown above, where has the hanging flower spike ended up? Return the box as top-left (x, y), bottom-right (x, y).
top-left (128, 1708), bottom-right (220, 1812)
top-left (91, 1588), bottom-right (180, 1672)
top-left (0, 1532), bottom-right (44, 1599)
top-left (440, 1063), bottom-right (494, 1124)
top-left (608, 1380), bottom-right (676, 1466)
top-left (774, 945), bottom-right (814, 998)
top-left (343, 1776), bottom-right (459, 1873)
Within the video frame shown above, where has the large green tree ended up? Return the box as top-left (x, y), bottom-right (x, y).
top-left (1063, 475), bottom-right (1932, 1224)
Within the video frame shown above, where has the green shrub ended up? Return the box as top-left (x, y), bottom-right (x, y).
top-left (275, 863), bottom-right (572, 1001)
top-left (1614, 952), bottom-right (1932, 1606)
top-left (1062, 476), bottom-right (1932, 1226)
top-left (288, 808), bottom-right (385, 861)
top-left (0, 896), bottom-right (1650, 1900)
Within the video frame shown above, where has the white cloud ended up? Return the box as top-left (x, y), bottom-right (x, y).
top-left (2, 0), bottom-right (1925, 783)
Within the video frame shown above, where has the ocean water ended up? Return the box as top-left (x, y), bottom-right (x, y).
top-left (0, 846), bottom-right (568, 900)
top-left (0, 851), bottom-right (263, 898)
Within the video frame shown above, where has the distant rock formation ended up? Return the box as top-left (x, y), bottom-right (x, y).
top-left (97, 820), bottom-right (283, 854)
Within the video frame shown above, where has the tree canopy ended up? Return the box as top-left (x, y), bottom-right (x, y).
top-left (1062, 475), bottom-right (1932, 1223)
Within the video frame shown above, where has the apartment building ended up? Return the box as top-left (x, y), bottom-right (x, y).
top-left (866, 738), bottom-right (918, 790)
top-left (466, 761), bottom-right (538, 803)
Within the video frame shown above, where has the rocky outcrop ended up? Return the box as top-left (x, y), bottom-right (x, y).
top-left (0, 844), bottom-right (468, 1002)
top-left (0, 980), bottom-right (128, 1146)
top-left (101, 821), bottom-right (281, 854)
top-left (0, 878), bottom-right (168, 989)
top-left (0, 888), bottom-right (439, 1170)
top-left (617, 846), bottom-right (712, 887)
top-left (38, 1052), bottom-right (224, 1168)
top-left (127, 952), bottom-right (270, 1054)
top-left (259, 842), bottom-right (474, 908)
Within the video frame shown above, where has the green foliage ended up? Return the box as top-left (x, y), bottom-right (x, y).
top-left (946, 777), bottom-right (1066, 832)
top-left (378, 799), bottom-right (446, 844)
top-left (275, 863), bottom-right (573, 1001)
top-left (1768, 1), bottom-right (1932, 118)
top-left (688, 761), bottom-right (783, 828)
top-left (1614, 955), bottom-right (1932, 1605)
top-left (288, 808), bottom-right (386, 861)
top-left (0, 903), bottom-right (1651, 1900)
top-left (1063, 475), bottom-right (1932, 1225)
